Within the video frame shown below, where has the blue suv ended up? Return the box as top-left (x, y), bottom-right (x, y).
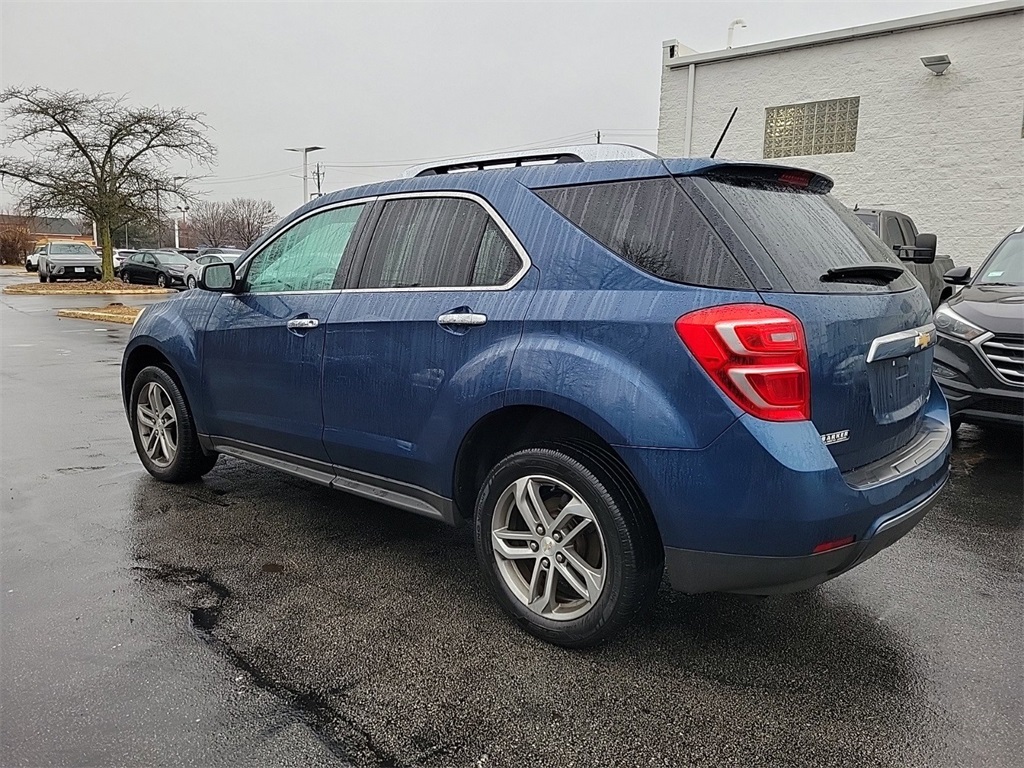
top-left (123, 145), bottom-right (951, 647)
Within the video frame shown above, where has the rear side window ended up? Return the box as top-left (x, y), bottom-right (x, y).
top-left (707, 179), bottom-right (916, 294)
top-left (358, 197), bottom-right (523, 289)
top-left (536, 179), bottom-right (751, 289)
top-left (473, 220), bottom-right (522, 286)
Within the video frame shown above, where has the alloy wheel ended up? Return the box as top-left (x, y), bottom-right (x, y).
top-left (136, 381), bottom-right (178, 468)
top-left (490, 475), bottom-right (607, 621)
top-left (157, 274), bottom-right (167, 288)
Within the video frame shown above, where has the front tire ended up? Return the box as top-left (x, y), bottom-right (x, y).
top-left (129, 365), bottom-right (217, 483)
top-left (157, 273), bottom-right (168, 288)
top-left (474, 444), bottom-right (662, 648)
top-left (186, 275), bottom-right (197, 290)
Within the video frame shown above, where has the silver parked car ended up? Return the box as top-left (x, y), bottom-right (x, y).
top-left (183, 249), bottom-right (243, 289)
top-left (38, 241), bottom-right (103, 282)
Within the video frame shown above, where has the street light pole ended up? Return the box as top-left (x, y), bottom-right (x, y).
top-left (285, 146), bottom-right (324, 205)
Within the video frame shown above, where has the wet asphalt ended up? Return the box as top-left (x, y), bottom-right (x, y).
top-left (1, 268), bottom-right (1021, 768)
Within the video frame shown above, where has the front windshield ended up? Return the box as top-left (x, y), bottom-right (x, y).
top-left (50, 243), bottom-right (94, 255)
top-left (976, 232), bottom-right (1023, 286)
top-left (156, 252), bottom-right (191, 266)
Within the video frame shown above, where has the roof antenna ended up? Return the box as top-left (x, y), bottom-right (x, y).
top-left (710, 107), bottom-right (738, 159)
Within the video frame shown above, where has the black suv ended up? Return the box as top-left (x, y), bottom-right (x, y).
top-left (934, 226), bottom-right (1024, 430)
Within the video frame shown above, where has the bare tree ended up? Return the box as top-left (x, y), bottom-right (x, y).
top-left (226, 197), bottom-right (277, 248)
top-left (0, 87), bottom-right (215, 280)
top-left (188, 200), bottom-right (232, 247)
top-left (0, 211), bottom-right (35, 265)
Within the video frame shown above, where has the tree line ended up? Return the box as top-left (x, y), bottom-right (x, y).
top-left (0, 87), bottom-right (279, 276)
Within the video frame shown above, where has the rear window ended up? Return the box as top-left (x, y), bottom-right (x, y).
top-left (854, 212), bottom-right (879, 235)
top-left (708, 179), bottom-right (916, 293)
top-left (536, 179), bottom-right (752, 289)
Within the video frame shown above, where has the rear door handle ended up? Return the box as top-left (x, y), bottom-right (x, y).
top-left (287, 318), bottom-right (320, 330)
top-left (437, 312), bottom-right (487, 327)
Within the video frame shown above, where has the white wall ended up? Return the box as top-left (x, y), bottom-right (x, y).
top-left (659, 12), bottom-right (1024, 267)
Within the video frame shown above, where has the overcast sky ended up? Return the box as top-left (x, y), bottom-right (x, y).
top-left (1, 0), bottom-right (993, 217)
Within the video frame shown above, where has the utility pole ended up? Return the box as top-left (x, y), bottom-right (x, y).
top-left (596, 130), bottom-right (601, 144)
top-left (286, 146), bottom-right (325, 205)
top-left (311, 163), bottom-right (325, 199)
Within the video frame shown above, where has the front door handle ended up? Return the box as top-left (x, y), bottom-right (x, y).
top-left (287, 318), bottom-right (320, 330)
top-left (437, 312), bottom-right (487, 327)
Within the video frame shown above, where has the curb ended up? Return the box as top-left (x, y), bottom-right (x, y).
top-left (3, 285), bottom-right (172, 295)
top-left (56, 309), bottom-right (141, 325)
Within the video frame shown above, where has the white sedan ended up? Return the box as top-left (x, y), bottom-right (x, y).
top-left (183, 250), bottom-right (243, 289)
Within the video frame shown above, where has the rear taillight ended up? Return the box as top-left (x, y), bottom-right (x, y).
top-left (675, 304), bottom-right (810, 422)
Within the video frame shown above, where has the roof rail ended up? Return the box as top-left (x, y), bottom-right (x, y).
top-left (402, 143), bottom-right (660, 178)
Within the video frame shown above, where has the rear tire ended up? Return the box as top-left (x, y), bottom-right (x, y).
top-left (474, 444), bottom-right (662, 648)
top-left (129, 365), bottom-right (217, 483)
top-left (38, 271), bottom-right (46, 283)
top-left (48, 274), bottom-right (56, 283)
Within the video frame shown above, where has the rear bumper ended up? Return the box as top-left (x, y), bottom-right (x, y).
top-left (615, 379), bottom-right (951, 594)
top-left (663, 479), bottom-right (944, 594)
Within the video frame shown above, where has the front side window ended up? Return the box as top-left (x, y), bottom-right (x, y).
top-left (358, 197), bottom-right (491, 289)
top-left (246, 204), bottom-right (364, 293)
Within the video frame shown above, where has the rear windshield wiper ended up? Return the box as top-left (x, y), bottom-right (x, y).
top-left (820, 264), bottom-right (905, 284)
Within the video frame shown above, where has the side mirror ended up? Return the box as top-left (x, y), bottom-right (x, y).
top-left (912, 233), bottom-right (937, 264)
top-left (199, 261), bottom-right (236, 292)
top-left (896, 233), bottom-right (937, 264)
top-left (943, 265), bottom-right (971, 285)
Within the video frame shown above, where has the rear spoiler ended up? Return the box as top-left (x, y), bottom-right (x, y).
top-left (669, 161), bottom-right (834, 194)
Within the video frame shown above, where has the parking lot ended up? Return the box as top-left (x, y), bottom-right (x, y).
top-left (1, 269), bottom-right (1021, 768)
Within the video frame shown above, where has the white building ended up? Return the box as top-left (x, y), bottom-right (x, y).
top-left (658, 1), bottom-right (1024, 267)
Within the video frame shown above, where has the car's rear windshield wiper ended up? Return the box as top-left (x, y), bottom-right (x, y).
top-left (820, 264), bottom-right (905, 284)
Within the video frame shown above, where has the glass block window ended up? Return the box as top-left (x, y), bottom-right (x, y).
top-left (763, 97), bottom-right (860, 158)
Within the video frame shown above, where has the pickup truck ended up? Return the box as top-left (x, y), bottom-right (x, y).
top-left (854, 207), bottom-right (956, 310)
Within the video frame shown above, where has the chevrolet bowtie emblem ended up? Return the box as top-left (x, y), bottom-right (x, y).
top-left (914, 330), bottom-right (933, 349)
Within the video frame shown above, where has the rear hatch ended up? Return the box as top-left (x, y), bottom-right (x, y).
top-left (680, 165), bottom-right (934, 472)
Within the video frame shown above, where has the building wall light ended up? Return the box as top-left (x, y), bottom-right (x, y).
top-left (921, 55), bottom-right (952, 75)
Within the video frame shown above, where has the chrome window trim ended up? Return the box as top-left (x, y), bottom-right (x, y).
top-left (346, 190), bottom-right (532, 293)
top-left (234, 190), bottom-right (532, 297)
